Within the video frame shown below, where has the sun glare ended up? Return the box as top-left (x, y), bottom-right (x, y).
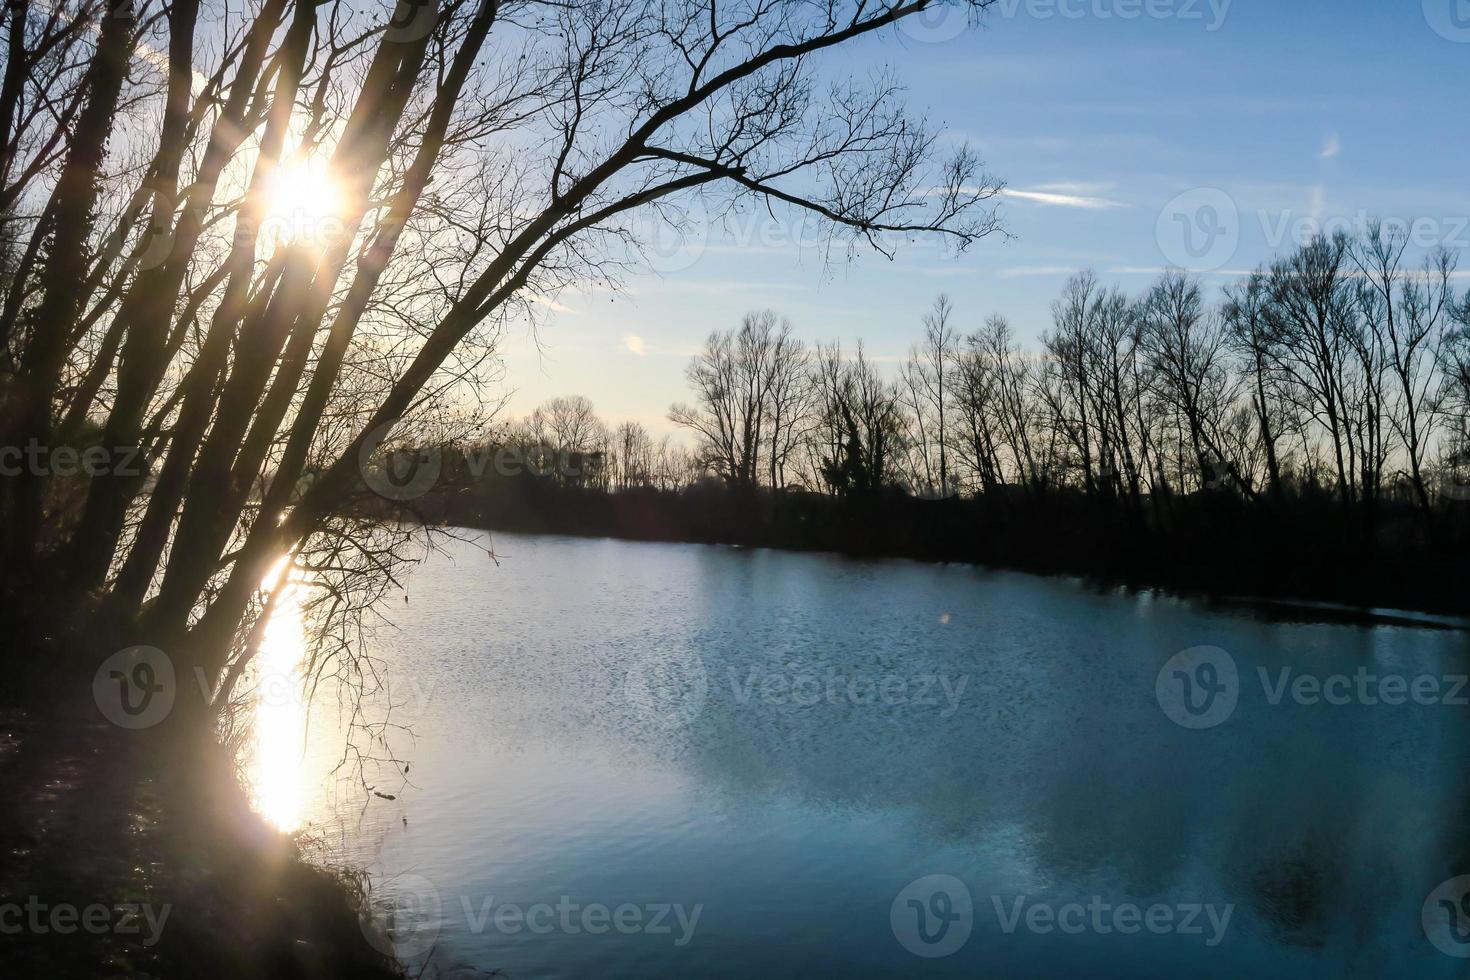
top-left (249, 556), bottom-right (309, 832)
top-left (262, 161), bottom-right (343, 248)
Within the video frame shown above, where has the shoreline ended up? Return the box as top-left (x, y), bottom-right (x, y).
top-left (388, 490), bottom-right (1470, 623)
top-left (455, 520), bottom-right (1470, 628)
top-left (361, 458), bottom-right (1470, 622)
top-left (3, 654), bottom-right (404, 980)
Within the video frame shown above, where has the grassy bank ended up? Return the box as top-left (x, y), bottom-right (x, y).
top-left (1, 658), bottom-right (403, 980)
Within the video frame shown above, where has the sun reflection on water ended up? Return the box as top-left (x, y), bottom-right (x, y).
top-left (249, 559), bottom-right (309, 832)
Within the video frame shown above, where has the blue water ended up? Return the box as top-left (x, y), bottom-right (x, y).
top-left (298, 531), bottom-right (1470, 979)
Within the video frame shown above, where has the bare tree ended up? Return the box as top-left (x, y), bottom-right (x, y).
top-left (1264, 234), bottom-right (1360, 505)
top-left (1140, 270), bottom-right (1244, 495)
top-left (953, 321), bottom-right (1003, 494)
top-left (613, 420), bottom-right (655, 488)
top-left (1224, 269), bottom-right (1289, 500)
top-left (1040, 272), bottom-right (1104, 496)
top-left (1438, 291), bottom-right (1470, 498)
top-left (765, 327), bottom-right (813, 490)
top-left (0, 0), bottom-right (1007, 710)
top-left (652, 436), bottom-right (704, 490)
top-left (1092, 289), bottom-right (1151, 505)
top-left (807, 340), bottom-right (902, 497)
top-left (1352, 225), bottom-right (1456, 515)
top-left (669, 318), bottom-right (763, 491)
top-left (978, 315), bottom-right (1049, 494)
top-left (898, 293), bottom-right (958, 496)
top-left (669, 310), bottom-right (814, 492)
top-left (534, 395), bottom-right (605, 452)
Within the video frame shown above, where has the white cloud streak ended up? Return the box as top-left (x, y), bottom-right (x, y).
top-left (1001, 188), bottom-right (1128, 210)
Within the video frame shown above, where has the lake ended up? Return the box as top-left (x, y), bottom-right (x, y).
top-left (251, 530), bottom-right (1470, 978)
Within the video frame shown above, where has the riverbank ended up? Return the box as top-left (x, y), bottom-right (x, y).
top-left (378, 476), bottom-right (1470, 618)
top-left (1, 664), bottom-right (403, 980)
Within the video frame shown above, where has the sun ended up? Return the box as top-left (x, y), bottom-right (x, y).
top-left (262, 160), bottom-right (344, 248)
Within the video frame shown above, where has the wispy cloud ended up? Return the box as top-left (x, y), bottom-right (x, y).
top-left (644, 280), bottom-right (807, 297)
top-left (914, 266), bottom-right (976, 279)
top-left (1055, 96), bottom-right (1396, 118)
top-left (1109, 266), bottom-right (1257, 278)
top-left (524, 292), bottom-right (576, 314)
top-left (1320, 134), bottom-right (1342, 159)
top-left (1002, 187), bottom-right (1128, 210)
top-left (998, 265), bottom-right (1077, 279)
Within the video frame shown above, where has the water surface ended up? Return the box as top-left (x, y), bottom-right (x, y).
top-left (260, 531), bottom-right (1470, 978)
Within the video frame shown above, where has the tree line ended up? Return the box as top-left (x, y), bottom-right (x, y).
top-left (413, 228), bottom-right (1468, 612)
top-left (663, 230), bottom-right (1470, 521)
top-left (446, 226), bottom-right (1470, 525)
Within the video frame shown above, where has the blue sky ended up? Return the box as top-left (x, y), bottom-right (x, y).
top-left (498, 0), bottom-right (1470, 437)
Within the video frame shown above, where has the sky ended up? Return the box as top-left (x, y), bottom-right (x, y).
top-left (496, 0), bottom-right (1470, 438)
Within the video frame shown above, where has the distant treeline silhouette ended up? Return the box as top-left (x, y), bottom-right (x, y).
top-left (379, 231), bottom-right (1470, 613)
